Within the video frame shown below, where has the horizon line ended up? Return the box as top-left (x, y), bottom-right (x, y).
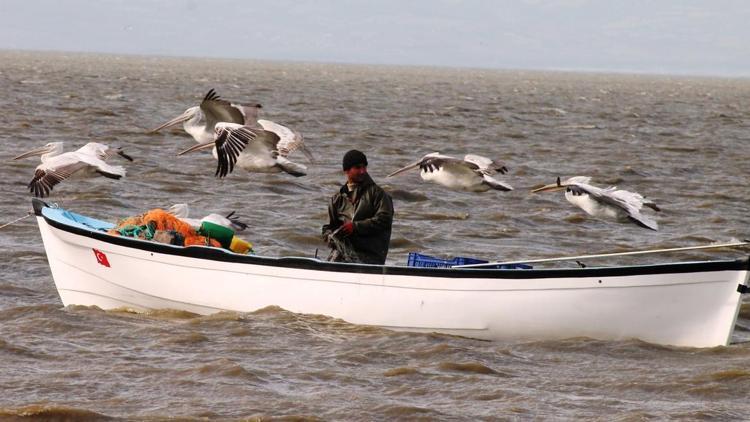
top-left (2, 47), bottom-right (748, 80)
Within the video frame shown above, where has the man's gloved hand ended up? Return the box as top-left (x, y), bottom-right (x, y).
top-left (340, 221), bottom-right (354, 236)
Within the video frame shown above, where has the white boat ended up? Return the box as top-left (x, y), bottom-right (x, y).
top-left (32, 199), bottom-right (750, 348)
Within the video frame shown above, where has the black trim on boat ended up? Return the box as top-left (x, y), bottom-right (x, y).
top-left (38, 203), bottom-right (750, 279)
top-left (32, 198), bottom-right (47, 216)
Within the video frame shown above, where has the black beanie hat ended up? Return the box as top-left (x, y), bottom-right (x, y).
top-left (342, 149), bottom-right (368, 170)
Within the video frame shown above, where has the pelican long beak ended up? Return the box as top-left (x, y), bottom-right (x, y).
top-left (13, 146), bottom-right (52, 160)
top-left (531, 177), bottom-right (567, 193)
top-left (386, 160), bottom-right (422, 178)
top-left (148, 110), bottom-right (193, 133)
top-left (177, 141), bottom-right (214, 156)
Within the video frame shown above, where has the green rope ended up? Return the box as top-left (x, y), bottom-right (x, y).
top-left (117, 221), bottom-right (156, 240)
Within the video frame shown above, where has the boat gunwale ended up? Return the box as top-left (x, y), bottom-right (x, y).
top-left (34, 200), bottom-right (750, 280)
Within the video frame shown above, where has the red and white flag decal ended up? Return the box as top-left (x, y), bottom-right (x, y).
top-left (93, 249), bottom-right (110, 267)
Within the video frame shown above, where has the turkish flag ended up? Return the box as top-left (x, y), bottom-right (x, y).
top-left (93, 249), bottom-right (110, 267)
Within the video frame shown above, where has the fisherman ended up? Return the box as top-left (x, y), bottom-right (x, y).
top-left (322, 149), bottom-right (394, 265)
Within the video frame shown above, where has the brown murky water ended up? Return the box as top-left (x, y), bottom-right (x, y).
top-left (1, 50), bottom-right (749, 420)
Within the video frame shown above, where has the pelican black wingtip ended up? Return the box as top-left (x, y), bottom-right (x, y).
top-left (32, 198), bottom-right (49, 216)
top-left (204, 88), bottom-right (220, 102)
top-left (117, 150), bottom-right (134, 162)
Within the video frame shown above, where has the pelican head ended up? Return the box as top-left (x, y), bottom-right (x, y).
top-left (148, 106), bottom-right (201, 133)
top-left (13, 142), bottom-right (64, 160)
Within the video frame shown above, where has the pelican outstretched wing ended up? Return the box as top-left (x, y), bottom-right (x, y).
top-left (481, 174), bottom-right (513, 191)
top-left (70, 150), bottom-right (127, 178)
top-left (214, 125), bottom-right (279, 178)
top-left (387, 153), bottom-right (463, 177)
top-left (463, 154), bottom-right (508, 175)
top-left (606, 188), bottom-right (660, 229)
top-left (200, 89), bottom-right (248, 129)
top-left (223, 211), bottom-right (248, 231)
top-left (573, 184), bottom-right (659, 231)
top-left (98, 145), bottom-right (133, 162)
top-left (28, 161), bottom-right (88, 198)
top-left (422, 155), bottom-right (474, 173)
top-left (233, 104), bottom-right (263, 127)
top-left (257, 119), bottom-right (313, 161)
top-left (214, 125), bottom-right (257, 178)
top-left (621, 209), bottom-right (659, 231)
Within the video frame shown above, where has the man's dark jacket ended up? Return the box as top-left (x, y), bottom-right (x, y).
top-left (322, 173), bottom-right (393, 265)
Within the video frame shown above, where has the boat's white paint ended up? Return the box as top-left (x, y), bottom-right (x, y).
top-left (36, 213), bottom-right (749, 348)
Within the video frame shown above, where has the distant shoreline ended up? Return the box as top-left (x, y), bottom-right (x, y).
top-left (1, 48), bottom-right (747, 81)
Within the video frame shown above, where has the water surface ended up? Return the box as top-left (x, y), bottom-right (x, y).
top-left (1, 51), bottom-right (749, 420)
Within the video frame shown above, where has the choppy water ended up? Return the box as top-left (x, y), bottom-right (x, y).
top-left (1, 50), bottom-right (749, 420)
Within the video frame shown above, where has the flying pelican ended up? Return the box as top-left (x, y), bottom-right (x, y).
top-left (167, 203), bottom-right (248, 232)
top-left (387, 152), bottom-right (513, 192)
top-left (532, 176), bottom-right (661, 230)
top-left (178, 122), bottom-right (308, 178)
top-left (149, 88), bottom-right (314, 161)
top-left (13, 142), bottom-right (133, 198)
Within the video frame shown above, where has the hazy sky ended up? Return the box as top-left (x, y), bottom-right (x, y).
top-left (1, 0), bottom-right (748, 76)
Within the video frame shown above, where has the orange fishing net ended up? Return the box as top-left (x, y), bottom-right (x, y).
top-left (108, 208), bottom-right (222, 248)
top-left (142, 209), bottom-right (194, 236)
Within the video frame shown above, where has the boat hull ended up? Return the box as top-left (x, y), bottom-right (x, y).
top-left (35, 205), bottom-right (750, 348)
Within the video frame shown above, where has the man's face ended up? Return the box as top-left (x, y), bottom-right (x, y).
top-left (345, 164), bottom-right (368, 184)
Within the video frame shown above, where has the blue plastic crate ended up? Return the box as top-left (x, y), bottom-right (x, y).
top-left (407, 252), bottom-right (532, 269)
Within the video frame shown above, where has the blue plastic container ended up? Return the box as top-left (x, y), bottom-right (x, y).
top-left (407, 252), bottom-right (532, 269)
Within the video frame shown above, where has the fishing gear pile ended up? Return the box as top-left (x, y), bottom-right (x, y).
top-left (108, 208), bottom-right (253, 254)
